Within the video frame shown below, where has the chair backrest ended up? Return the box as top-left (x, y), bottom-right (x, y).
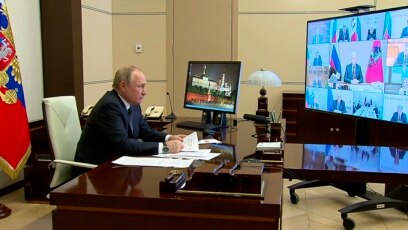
top-left (42, 96), bottom-right (81, 188)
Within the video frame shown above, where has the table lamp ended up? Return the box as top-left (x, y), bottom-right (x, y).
top-left (247, 68), bottom-right (282, 117)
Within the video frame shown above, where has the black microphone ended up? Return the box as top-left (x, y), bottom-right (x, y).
top-left (243, 114), bottom-right (270, 124)
top-left (165, 92), bottom-right (176, 120)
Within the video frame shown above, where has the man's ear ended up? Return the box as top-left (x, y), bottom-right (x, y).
top-left (118, 80), bottom-right (127, 91)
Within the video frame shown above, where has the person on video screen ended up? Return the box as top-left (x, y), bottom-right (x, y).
top-left (338, 25), bottom-right (350, 42)
top-left (399, 78), bottom-right (408, 95)
top-left (390, 104), bottom-right (408, 124)
top-left (401, 19), bottom-right (408, 38)
top-left (394, 43), bottom-right (408, 67)
top-left (310, 96), bottom-right (319, 109)
top-left (344, 51), bottom-right (363, 84)
top-left (312, 27), bottom-right (324, 44)
top-left (366, 27), bottom-right (377, 40)
top-left (312, 51), bottom-right (323, 66)
top-left (331, 94), bottom-right (347, 113)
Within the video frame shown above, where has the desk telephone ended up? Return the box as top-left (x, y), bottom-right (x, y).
top-left (144, 106), bottom-right (164, 119)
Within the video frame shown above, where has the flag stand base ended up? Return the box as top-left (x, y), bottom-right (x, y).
top-left (0, 203), bottom-right (11, 219)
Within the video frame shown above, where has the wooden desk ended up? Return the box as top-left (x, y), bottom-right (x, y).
top-left (50, 118), bottom-right (283, 230)
top-left (50, 162), bottom-right (282, 229)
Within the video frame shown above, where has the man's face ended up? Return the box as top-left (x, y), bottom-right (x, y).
top-left (351, 56), bottom-right (357, 65)
top-left (121, 69), bottom-right (147, 105)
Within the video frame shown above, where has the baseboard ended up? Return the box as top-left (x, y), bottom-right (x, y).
top-left (0, 180), bottom-right (25, 197)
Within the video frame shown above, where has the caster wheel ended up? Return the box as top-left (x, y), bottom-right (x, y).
top-left (343, 217), bottom-right (355, 230)
top-left (290, 193), bottom-right (299, 204)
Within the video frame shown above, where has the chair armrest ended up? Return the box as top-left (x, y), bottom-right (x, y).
top-left (52, 159), bottom-right (97, 169)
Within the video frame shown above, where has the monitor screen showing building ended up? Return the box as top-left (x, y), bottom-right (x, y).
top-left (183, 61), bottom-right (242, 114)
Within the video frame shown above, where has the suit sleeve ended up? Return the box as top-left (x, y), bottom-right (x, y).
top-left (94, 102), bottom-right (166, 156)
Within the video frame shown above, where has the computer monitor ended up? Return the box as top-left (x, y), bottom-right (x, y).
top-left (183, 61), bottom-right (242, 126)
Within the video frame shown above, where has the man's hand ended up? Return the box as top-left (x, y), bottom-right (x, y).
top-left (168, 134), bottom-right (186, 141)
top-left (166, 139), bottom-right (184, 153)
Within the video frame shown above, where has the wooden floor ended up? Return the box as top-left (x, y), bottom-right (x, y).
top-left (0, 179), bottom-right (407, 230)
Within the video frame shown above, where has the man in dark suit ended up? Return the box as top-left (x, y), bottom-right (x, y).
top-left (400, 19), bottom-right (408, 38)
top-left (332, 94), bottom-right (347, 113)
top-left (344, 51), bottom-right (363, 84)
top-left (394, 43), bottom-right (408, 67)
top-left (338, 25), bottom-right (350, 42)
top-left (390, 104), bottom-right (408, 124)
top-left (366, 28), bottom-right (376, 40)
top-left (74, 66), bottom-right (185, 169)
top-left (312, 51), bottom-right (322, 66)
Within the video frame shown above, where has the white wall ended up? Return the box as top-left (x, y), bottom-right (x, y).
top-left (1, 0), bottom-right (42, 187)
top-left (81, 0), bottom-right (113, 107)
top-left (7, 0), bottom-right (43, 122)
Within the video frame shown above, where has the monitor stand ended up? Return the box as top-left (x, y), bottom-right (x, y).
top-left (212, 111), bottom-right (227, 127)
top-left (200, 110), bottom-right (228, 131)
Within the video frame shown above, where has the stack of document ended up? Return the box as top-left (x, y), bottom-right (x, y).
top-left (156, 132), bottom-right (220, 160)
top-left (112, 157), bottom-right (194, 168)
top-left (256, 142), bottom-right (282, 151)
top-left (112, 132), bottom-right (222, 168)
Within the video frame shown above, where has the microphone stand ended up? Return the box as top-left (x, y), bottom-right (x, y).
top-left (165, 92), bottom-right (177, 120)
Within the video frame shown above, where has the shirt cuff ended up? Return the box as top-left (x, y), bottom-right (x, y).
top-left (165, 135), bottom-right (171, 142)
top-left (158, 142), bottom-right (164, 154)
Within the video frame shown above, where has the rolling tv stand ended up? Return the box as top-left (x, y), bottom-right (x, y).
top-left (287, 180), bottom-right (408, 229)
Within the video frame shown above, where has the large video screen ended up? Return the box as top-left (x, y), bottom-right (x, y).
top-left (183, 61), bottom-right (242, 114)
top-left (305, 6), bottom-right (408, 125)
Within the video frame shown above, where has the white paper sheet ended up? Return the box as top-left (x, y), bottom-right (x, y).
top-left (182, 132), bottom-right (199, 151)
top-left (112, 156), bottom-right (193, 168)
top-left (155, 149), bottom-right (220, 161)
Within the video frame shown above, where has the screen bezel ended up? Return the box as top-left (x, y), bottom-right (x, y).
top-left (183, 61), bottom-right (242, 114)
top-left (304, 5), bottom-right (408, 125)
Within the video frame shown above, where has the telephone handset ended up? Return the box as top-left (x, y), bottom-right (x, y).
top-left (144, 106), bottom-right (164, 119)
top-left (81, 105), bottom-right (94, 117)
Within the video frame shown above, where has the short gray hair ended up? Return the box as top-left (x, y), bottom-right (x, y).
top-left (112, 66), bottom-right (142, 89)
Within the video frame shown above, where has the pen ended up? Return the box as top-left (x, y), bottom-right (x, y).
top-left (213, 162), bottom-right (225, 175)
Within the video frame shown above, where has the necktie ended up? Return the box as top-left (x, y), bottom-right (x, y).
top-left (352, 66), bottom-right (356, 79)
top-left (128, 108), bottom-right (134, 137)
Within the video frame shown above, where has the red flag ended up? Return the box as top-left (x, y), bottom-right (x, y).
top-left (0, 0), bottom-right (31, 179)
top-left (365, 40), bottom-right (383, 83)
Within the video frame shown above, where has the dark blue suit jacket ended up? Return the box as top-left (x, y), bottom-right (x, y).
top-left (394, 52), bottom-right (408, 66)
top-left (391, 112), bottom-right (408, 124)
top-left (338, 29), bottom-right (350, 42)
top-left (332, 99), bottom-right (347, 113)
top-left (344, 64), bottom-right (363, 83)
top-left (401, 27), bottom-right (408, 38)
top-left (75, 90), bottom-right (167, 166)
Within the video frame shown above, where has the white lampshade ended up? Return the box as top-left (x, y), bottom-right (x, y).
top-left (247, 69), bottom-right (282, 87)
